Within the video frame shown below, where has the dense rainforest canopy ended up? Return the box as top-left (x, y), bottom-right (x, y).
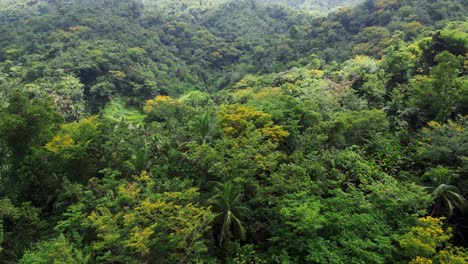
top-left (0, 0), bottom-right (467, 263)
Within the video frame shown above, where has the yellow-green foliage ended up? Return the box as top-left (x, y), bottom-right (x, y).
top-left (45, 116), bottom-right (99, 158)
top-left (127, 47), bottom-right (147, 60)
top-left (144, 95), bottom-right (192, 124)
top-left (219, 105), bottom-right (289, 142)
top-left (87, 172), bottom-right (213, 262)
top-left (144, 95), bottom-right (174, 113)
top-left (400, 217), bottom-right (467, 263)
top-left (434, 248), bottom-right (468, 264)
top-left (410, 256), bottom-right (433, 264)
top-left (400, 216), bottom-right (452, 258)
top-left (19, 235), bottom-right (89, 264)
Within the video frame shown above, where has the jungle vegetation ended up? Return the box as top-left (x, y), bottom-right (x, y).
top-left (0, 0), bottom-right (467, 263)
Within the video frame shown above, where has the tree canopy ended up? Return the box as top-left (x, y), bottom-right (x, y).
top-left (0, 0), bottom-right (467, 263)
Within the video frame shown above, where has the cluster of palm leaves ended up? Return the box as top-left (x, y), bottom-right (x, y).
top-left (424, 166), bottom-right (465, 217)
top-left (207, 181), bottom-right (250, 246)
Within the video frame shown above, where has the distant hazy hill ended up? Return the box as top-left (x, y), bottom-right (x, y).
top-left (140, 0), bottom-right (363, 16)
top-left (0, 0), bottom-right (363, 23)
top-left (257, 0), bottom-right (364, 12)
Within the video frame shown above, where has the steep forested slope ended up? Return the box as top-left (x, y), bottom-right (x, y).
top-left (0, 0), bottom-right (467, 263)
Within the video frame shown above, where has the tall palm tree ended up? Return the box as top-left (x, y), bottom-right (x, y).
top-left (207, 181), bottom-right (249, 245)
top-left (424, 166), bottom-right (465, 217)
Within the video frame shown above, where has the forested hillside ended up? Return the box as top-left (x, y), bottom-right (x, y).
top-left (258, 0), bottom-right (364, 12)
top-left (0, 0), bottom-right (467, 263)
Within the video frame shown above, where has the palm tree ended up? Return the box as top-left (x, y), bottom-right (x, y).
top-left (192, 112), bottom-right (215, 145)
top-left (207, 181), bottom-right (249, 246)
top-left (424, 166), bottom-right (465, 217)
top-left (129, 144), bottom-right (152, 174)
